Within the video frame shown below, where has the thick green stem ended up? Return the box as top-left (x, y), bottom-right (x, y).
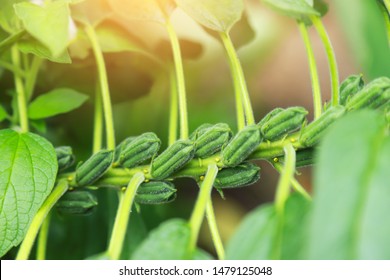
top-left (298, 22), bottom-right (322, 120)
top-left (93, 84), bottom-right (103, 153)
top-left (16, 180), bottom-right (69, 260)
top-left (310, 16), bottom-right (340, 106)
top-left (11, 46), bottom-right (29, 132)
top-left (272, 144), bottom-right (296, 260)
top-left (166, 20), bottom-right (189, 140)
top-left (220, 32), bottom-right (254, 128)
top-left (0, 30), bottom-right (26, 54)
top-left (189, 164), bottom-right (218, 252)
top-left (107, 172), bottom-right (144, 260)
top-left (168, 66), bottom-right (178, 146)
top-left (25, 56), bottom-right (42, 101)
top-left (85, 24), bottom-right (116, 150)
top-left (274, 163), bottom-right (311, 201)
top-left (206, 199), bottom-right (225, 260)
top-left (36, 213), bottom-right (51, 260)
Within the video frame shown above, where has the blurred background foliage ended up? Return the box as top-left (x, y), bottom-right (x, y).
top-left (1, 0), bottom-right (389, 259)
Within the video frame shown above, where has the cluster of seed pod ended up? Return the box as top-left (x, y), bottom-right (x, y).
top-left (54, 75), bottom-right (390, 215)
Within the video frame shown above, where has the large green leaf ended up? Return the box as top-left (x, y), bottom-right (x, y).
top-left (0, 129), bottom-right (57, 257)
top-left (131, 219), bottom-right (191, 260)
top-left (308, 110), bottom-right (390, 259)
top-left (28, 88), bottom-right (89, 120)
top-left (176, 0), bottom-right (244, 33)
top-left (261, 0), bottom-right (319, 20)
top-left (14, 1), bottom-right (71, 57)
top-left (0, 0), bottom-right (24, 33)
top-left (332, 0), bottom-right (390, 79)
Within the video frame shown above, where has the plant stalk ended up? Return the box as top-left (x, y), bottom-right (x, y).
top-left (206, 198), bottom-right (225, 260)
top-left (189, 164), bottom-right (218, 252)
top-left (298, 21), bottom-right (322, 120)
top-left (168, 66), bottom-right (179, 145)
top-left (85, 24), bottom-right (116, 150)
top-left (36, 213), bottom-right (51, 260)
top-left (107, 172), bottom-right (145, 260)
top-left (93, 83), bottom-right (103, 153)
top-left (166, 20), bottom-right (189, 140)
top-left (310, 16), bottom-right (340, 106)
top-left (25, 56), bottom-right (42, 101)
top-left (16, 180), bottom-right (69, 260)
top-left (0, 30), bottom-right (26, 54)
top-left (220, 32), bottom-right (254, 128)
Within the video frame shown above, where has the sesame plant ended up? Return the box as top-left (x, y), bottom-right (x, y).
top-left (0, 0), bottom-right (389, 261)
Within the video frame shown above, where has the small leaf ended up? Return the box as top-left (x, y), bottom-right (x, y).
top-left (17, 38), bottom-right (71, 64)
top-left (14, 1), bottom-right (71, 56)
top-left (308, 110), bottom-right (390, 259)
top-left (108, 0), bottom-right (176, 24)
top-left (176, 0), bottom-right (244, 33)
top-left (131, 219), bottom-right (191, 260)
top-left (28, 88), bottom-right (89, 119)
top-left (261, 0), bottom-right (320, 20)
top-left (0, 105), bottom-right (8, 122)
top-left (0, 129), bottom-right (57, 257)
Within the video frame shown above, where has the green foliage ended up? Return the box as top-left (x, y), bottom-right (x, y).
top-left (0, 129), bottom-right (57, 257)
top-left (27, 88), bottom-right (89, 119)
top-left (261, 0), bottom-right (319, 20)
top-left (0, 105), bottom-right (8, 122)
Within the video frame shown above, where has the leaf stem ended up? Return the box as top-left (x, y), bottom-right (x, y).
top-left (298, 21), bottom-right (322, 119)
top-left (107, 172), bottom-right (145, 260)
top-left (189, 164), bottom-right (218, 252)
top-left (0, 30), bottom-right (26, 54)
top-left (25, 56), bottom-right (42, 101)
top-left (36, 213), bottom-right (51, 260)
top-left (168, 66), bottom-right (178, 145)
top-left (11, 46), bottom-right (29, 132)
top-left (166, 20), bottom-right (189, 140)
top-left (220, 32), bottom-right (254, 128)
top-left (0, 60), bottom-right (26, 77)
top-left (16, 179), bottom-right (69, 260)
top-left (85, 24), bottom-right (116, 150)
top-left (310, 16), bottom-right (340, 106)
top-left (93, 82), bottom-right (103, 153)
top-left (206, 199), bottom-right (225, 260)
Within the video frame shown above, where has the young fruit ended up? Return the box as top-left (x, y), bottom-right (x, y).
top-left (135, 181), bottom-right (177, 204)
top-left (193, 123), bottom-right (232, 158)
top-left (214, 162), bottom-right (260, 189)
top-left (55, 146), bottom-right (75, 172)
top-left (56, 190), bottom-right (98, 215)
top-left (339, 74), bottom-right (364, 105)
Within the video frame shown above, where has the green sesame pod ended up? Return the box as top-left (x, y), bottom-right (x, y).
top-left (214, 162), bottom-right (260, 189)
top-left (194, 123), bottom-right (232, 158)
top-left (189, 123), bottom-right (213, 140)
top-left (346, 77), bottom-right (390, 111)
top-left (257, 107), bottom-right (284, 128)
top-left (151, 140), bottom-right (195, 180)
top-left (260, 107), bottom-right (308, 141)
top-left (55, 146), bottom-right (75, 172)
top-left (365, 88), bottom-right (390, 110)
top-left (222, 125), bottom-right (262, 167)
top-left (119, 132), bottom-right (161, 168)
top-left (135, 181), bottom-right (177, 204)
top-left (114, 136), bottom-right (135, 162)
top-left (300, 105), bottom-right (346, 147)
top-left (275, 148), bottom-right (314, 168)
top-left (76, 150), bottom-right (114, 187)
top-left (56, 190), bottom-right (98, 215)
top-left (339, 74), bottom-right (364, 105)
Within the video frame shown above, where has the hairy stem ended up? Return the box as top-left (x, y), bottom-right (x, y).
top-left (310, 16), bottom-right (340, 106)
top-left (36, 213), bottom-right (51, 260)
top-left (189, 164), bottom-right (218, 252)
top-left (166, 20), bottom-right (189, 140)
top-left (220, 32), bottom-right (254, 128)
top-left (85, 24), bottom-right (116, 150)
top-left (107, 172), bottom-right (145, 260)
top-left (168, 66), bottom-right (179, 146)
top-left (206, 199), bottom-right (225, 260)
top-left (11, 46), bottom-right (29, 132)
top-left (298, 22), bottom-right (322, 120)
top-left (16, 180), bottom-right (69, 260)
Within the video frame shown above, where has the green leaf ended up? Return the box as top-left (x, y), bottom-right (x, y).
top-left (131, 219), bottom-right (191, 260)
top-left (0, 129), bottom-right (57, 257)
top-left (0, 0), bottom-right (24, 33)
top-left (17, 38), bottom-right (71, 64)
top-left (28, 88), bottom-right (89, 120)
top-left (14, 1), bottom-right (71, 57)
top-left (261, 0), bottom-right (320, 20)
top-left (0, 105), bottom-right (8, 122)
top-left (308, 110), bottom-right (390, 259)
top-left (226, 204), bottom-right (277, 259)
top-left (332, 0), bottom-right (390, 79)
top-left (176, 0), bottom-right (244, 33)
top-left (108, 0), bottom-right (176, 24)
